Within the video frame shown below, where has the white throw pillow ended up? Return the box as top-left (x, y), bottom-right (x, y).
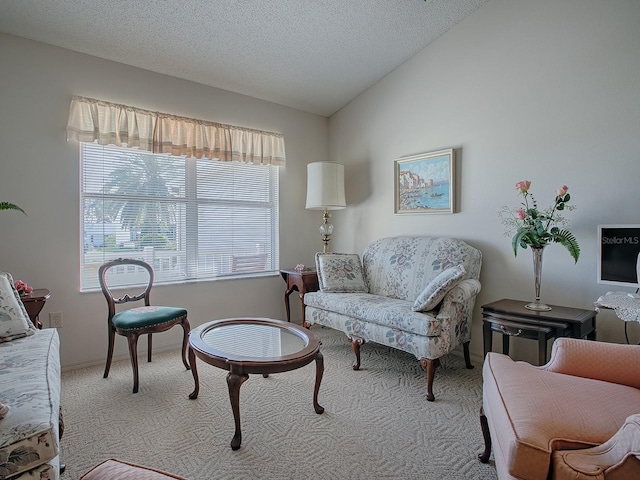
top-left (315, 253), bottom-right (369, 293)
top-left (0, 272), bottom-right (36, 342)
top-left (412, 264), bottom-right (466, 312)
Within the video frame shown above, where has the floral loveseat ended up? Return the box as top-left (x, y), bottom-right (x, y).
top-left (304, 236), bottom-right (482, 401)
top-left (0, 272), bottom-right (62, 480)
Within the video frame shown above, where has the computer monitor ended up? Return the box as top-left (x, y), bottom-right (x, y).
top-left (597, 225), bottom-right (640, 288)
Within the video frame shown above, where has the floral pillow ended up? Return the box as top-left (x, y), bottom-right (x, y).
top-left (0, 272), bottom-right (36, 342)
top-left (315, 253), bottom-right (369, 293)
top-left (412, 264), bottom-right (466, 312)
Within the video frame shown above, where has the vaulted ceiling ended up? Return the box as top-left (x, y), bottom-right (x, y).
top-left (0, 0), bottom-right (489, 116)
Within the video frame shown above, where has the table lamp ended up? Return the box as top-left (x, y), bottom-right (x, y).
top-left (305, 162), bottom-right (346, 252)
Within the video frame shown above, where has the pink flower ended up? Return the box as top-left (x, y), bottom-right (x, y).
top-left (556, 185), bottom-right (568, 197)
top-left (516, 208), bottom-right (526, 220)
top-left (515, 180), bottom-right (531, 193)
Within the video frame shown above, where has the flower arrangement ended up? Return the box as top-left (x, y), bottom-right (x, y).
top-left (499, 180), bottom-right (580, 262)
top-left (14, 279), bottom-right (33, 295)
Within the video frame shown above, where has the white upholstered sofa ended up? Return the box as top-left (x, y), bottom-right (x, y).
top-left (304, 236), bottom-right (482, 401)
top-left (0, 272), bottom-right (62, 480)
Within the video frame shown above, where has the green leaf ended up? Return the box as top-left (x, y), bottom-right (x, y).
top-left (512, 229), bottom-right (529, 256)
top-left (553, 229), bottom-right (580, 263)
top-left (0, 202), bottom-right (26, 215)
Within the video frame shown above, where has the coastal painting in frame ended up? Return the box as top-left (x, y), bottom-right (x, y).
top-left (394, 149), bottom-right (455, 214)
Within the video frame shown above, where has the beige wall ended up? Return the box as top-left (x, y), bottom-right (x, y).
top-left (328, 0), bottom-right (640, 362)
top-left (0, 34), bottom-right (328, 369)
top-left (2, 0), bottom-right (639, 370)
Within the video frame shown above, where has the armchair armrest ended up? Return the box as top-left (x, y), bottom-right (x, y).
top-left (552, 414), bottom-right (640, 479)
top-left (543, 338), bottom-right (640, 389)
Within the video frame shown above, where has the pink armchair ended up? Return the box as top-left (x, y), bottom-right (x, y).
top-left (479, 337), bottom-right (640, 480)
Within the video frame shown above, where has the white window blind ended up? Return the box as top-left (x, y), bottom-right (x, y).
top-left (80, 143), bottom-right (279, 291)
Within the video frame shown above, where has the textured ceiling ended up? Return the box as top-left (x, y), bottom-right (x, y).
top-left (0, 0), bottom-right (488, 116)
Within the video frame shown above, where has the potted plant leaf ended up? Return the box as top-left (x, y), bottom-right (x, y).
top-left (0, 202), bottom-right (26, 215)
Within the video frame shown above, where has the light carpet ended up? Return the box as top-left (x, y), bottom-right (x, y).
top-left (60, 326), bottom-right (497, 479)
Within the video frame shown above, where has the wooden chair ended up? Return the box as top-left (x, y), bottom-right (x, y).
top-left (98, 258), bottom-right (190, 393)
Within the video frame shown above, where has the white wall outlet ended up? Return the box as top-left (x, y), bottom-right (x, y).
top-left (49, 312), bottom-right (63, 328)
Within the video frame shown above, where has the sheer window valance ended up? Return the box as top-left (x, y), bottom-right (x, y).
top-left (66, 96), bottom-right (286, 165)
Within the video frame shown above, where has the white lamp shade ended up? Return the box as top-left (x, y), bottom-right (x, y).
top-left (305, 162), bottom-right (346, 210)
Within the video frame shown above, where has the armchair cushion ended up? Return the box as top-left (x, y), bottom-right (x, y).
top-left (315, 253), bottom-right (368, 293)
top-left (80, 458), bottom-right (187, 480)
top-left (0, 272), bottom-right (36, 342)
top-left (412, 264), bottom-right (465, 312)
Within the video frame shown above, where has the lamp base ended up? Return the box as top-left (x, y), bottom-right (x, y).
top-left (319, 209), bottom-right (333, 253)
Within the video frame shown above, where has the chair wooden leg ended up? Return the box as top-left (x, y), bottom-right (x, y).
top-left (181, 318), bottom-right (191, 370)
top-left (463, 341), bottom-right (474, 369)
top-left (127, 332), bottom-right (141, 394)
top-left (479, 406), bottom-right (492, 463)
top-left (103, 324), bottom-right (116, 378)
top-left (147, 333), bottom-right (153, 363)
top-left (420, 357), bottom-right (440, 402)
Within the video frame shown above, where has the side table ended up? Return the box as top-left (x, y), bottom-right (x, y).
top-left (280, 269), bottom-right (319, 326)
top-left (482, 298), bottom-right (597, 365)
top-left (19, 288), bottom-right (50, 329)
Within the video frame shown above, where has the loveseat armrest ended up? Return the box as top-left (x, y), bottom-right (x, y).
top-left (552, 413), bottom-right (640, 479)
top-left (442, 278), bottom-right (481, 304)
top-left (543, 338), bottom-right (640, 389)
top-left (438, 279), bottom-right (481, 348)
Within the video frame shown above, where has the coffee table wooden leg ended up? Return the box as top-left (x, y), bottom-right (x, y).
top-left (227, 372), bottom-right (249, 450)
top-left (188, 347), bottom-right (199, 400)
top-left (313, 351), bottom-right (324, 414)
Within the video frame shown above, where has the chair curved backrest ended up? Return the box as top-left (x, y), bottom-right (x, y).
top-left (98, 258), bottom-right (154, 320)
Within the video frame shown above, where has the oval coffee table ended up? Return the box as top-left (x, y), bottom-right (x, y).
top-left (188, 317), bottom-right (324, 450)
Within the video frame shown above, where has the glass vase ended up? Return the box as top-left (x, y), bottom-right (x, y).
top-left (524, 245), bottom-right (552, 311)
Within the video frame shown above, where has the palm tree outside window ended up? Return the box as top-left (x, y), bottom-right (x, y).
top-left (80, 143), bottom-right (279, 291)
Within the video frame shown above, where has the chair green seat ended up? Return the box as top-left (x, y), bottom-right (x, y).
top-left (112, 306), bottom-right (188, 330)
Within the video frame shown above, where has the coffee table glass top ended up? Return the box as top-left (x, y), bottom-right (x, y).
top-left (201, 323), bottom-right (306, 358)
top-left (190, 318), bottom-right (319, 364)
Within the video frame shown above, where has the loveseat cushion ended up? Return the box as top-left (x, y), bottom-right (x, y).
top-left (483, 352), bottom-right (640, 480)
top-left (304, 291), bottom-right (442, 336)
top-left (315, 253), bottom-right (368, 293)
top-left (413, 264), bottom-right (466, 312)
top-left (0, 328), bottom-right (60, 479)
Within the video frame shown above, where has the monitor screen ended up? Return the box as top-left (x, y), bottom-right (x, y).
top-left (597, 225), bottom-right (640, 287)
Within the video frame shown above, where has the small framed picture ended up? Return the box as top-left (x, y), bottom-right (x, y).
top-left (394, 148), bottom-right (455, 214)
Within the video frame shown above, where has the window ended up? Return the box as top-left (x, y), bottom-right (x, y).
top-left (80, 143), bottom-right (279, 291)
